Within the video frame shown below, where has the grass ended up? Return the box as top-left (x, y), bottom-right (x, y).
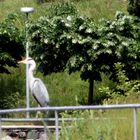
top-left (0, 0), bottom-right (37, 19)
top-left (59, 108), bottom-right (140, 140)
top-left (0, 0), bottom-right (128, 22)
top-left (76, 0), bottom-right (128, 22)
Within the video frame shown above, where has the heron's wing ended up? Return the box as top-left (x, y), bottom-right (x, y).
top-left (32, 78), bottom-right (49, 107)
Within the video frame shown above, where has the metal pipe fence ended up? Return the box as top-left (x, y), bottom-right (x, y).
top-left (0, 104), bottom-right (140, 140)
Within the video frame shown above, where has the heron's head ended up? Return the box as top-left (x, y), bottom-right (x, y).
top-left (18, 57), bottom-right (36, 66)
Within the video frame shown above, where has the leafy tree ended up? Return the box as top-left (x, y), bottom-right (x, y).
top-left (97, 12), bottom-right (140, 81)
top-left (128, 0), bottom-right (140, 17)
top-left (0, 14), bottom-right (24, 73)
top-left (67, 12), bottom-right (140, 104)
top-left (28, 2), bottom-right (78, 75)
top-left (65, 17), bottom-right (99, 104)
top-left (28, 2), bottom-right (140, 105)
top-left (28, 3), bottom-right (99, 104)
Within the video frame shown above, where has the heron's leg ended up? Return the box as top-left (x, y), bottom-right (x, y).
top-left (41, 111), bottom-right (50, 139)
top-left (35, 105), bottom-right (42, 118)
top-left (35, 106), bottom-right (50, 139)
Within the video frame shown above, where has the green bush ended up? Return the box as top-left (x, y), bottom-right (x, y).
top-left (0, 13), bottom-right (24, 74)
top-left (100, 63), bottom-right (140, 104)
top-left (0, 66), bottom-right (25, 110)
top-left (128, 0), bottom-right (140, 17)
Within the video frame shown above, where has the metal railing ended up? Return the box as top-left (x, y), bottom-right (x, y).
top-left (0, 104), bottom-right (140, 140)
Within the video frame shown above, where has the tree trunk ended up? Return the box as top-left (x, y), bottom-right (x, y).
top-left (88, 78), bottom-right (94, 105)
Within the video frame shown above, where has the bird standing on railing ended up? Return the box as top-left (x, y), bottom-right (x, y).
top-left (18, 57), bottom-right (49, 107)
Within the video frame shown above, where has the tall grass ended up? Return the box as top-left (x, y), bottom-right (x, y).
top-left (0, 66), bottom-right (88, 108)
top-left (59, 109), bottom-right (140, 140)
top-left (36, 72), bottom-right (88, 106)
top-left (0, 66), bottom-right (26, 117)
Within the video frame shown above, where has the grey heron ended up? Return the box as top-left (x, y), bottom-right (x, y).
top-left (18, 57), bottom-right (49, 107)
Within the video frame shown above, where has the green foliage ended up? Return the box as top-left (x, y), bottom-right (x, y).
top-left (0, 14), bottom-right (24, 73)
top-left (115, 63), bottom-right (140, 96)
top-left (64, 11), bottom-right (140, 104)
top-left (28, 2), bottom-right (78, 75)
top-left (59, 109), bottom-right (137, 140)
top-left (36, 72), bottom-right (88, 106)
top-left (0, 65), bottom-right (88, 115)
top-left (97, 11), bottom-right (140, 80)
top-left (128, 0), bottom-right (140, 17)
top-left (99, 63), bottom-right (140, 104)
top-left (48, 2), bottom-right (78, 18)
top-left (0, 67), bottom-right (26, 110)
top-left (28, 2), bottom-right (140, 104)
top-left (28, 2), bottom-right (99, 80)
top-left (65, 16), bottom-right (98, 81)
top-left (28, 2), bottom-right (100, 104)
top-left (114, 63), bottom-right (140, 95)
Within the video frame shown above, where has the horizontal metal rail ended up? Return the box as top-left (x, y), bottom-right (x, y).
top-left (1, 125), bottom-right (61, 129)
top-left (0, 104), bottom-right (140, 114)
top-left (0, 104), bottom-right (139, 140)
top-left (0, 117), bottom-right (127, 122)
top-left (0, 118), bottom-right (81, 122)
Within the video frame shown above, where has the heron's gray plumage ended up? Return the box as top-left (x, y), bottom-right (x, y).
top-left (32, 78), bottom-right (49, 107)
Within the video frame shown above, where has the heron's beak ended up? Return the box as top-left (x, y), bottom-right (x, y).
top-left (18, 59), bottom-right (27, 64)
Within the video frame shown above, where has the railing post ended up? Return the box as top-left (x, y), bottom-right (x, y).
top-left (133, 108), bottom-right (137, 140)
top-left (55, 110), bottom-right (59, 140)
top-left (0, 116), bottom-right (1, 139)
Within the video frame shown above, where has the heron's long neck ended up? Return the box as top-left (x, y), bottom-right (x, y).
top-left (28, 63), bottom-right (36, 80)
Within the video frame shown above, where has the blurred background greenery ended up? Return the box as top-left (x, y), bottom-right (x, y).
top-left (1, 0), bottom-right (139, 109)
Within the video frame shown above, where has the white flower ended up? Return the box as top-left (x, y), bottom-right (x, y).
top-left (44, 39), bottom-right (48, 44)
top-left (67, 15), bottom-right (72, 21)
